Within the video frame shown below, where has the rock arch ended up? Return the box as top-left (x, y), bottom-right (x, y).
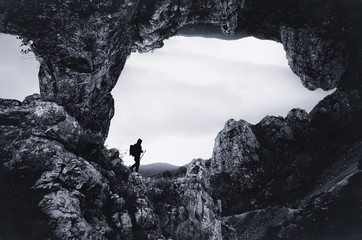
top-left (1, 0), bottom-right (362, 239)
top-left (1, 0), bottom-right (357, 141)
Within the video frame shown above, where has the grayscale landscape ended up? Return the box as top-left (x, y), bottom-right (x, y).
top-left (1, 0), bottom-right (362, 239)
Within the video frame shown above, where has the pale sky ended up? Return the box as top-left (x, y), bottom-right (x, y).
top-left (0, 34), bottom-right (333, 166)
top-left (0, 34), bottom-right (39, 98)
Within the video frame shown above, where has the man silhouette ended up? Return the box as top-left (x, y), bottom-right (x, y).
top-left (130, 139), bottom-right (143, 172)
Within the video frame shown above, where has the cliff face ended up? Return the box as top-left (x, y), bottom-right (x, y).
top-left (1, 0), bottom-right (362, 239)
top-left (1, 0), bottom-right (138, 143)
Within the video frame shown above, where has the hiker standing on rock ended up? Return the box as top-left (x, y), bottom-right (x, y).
top-left (130, 139), bottom-right (144, 172)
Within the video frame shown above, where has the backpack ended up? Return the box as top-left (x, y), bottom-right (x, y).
top-left (129, 144), bottom-right (136, 156)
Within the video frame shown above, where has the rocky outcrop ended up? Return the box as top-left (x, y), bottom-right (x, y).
top-left (1, 0), bottom-right (138, 142)
top-left (1, 1), bottom-right (358, 130)
top-left (1, 0), bottom-right (362, 239)
top-left (0, 95), bottom-right (223, 240)
top-left (280, 26), bottom-right (349, 90)
top-left (210, 90), bottom-right (362, 238)
top-left (0, 95), bottom-right (114, 239)
top-left (211, 119), bottom-right (261, 190)
top-left (220, 141), bottom-right (362, 240)
top-left (179, 159), bottom-right (222, 240)
top-left (122, 159), bottom-right (222, 240)
top-left (211, 109), bottom-right (314, 215)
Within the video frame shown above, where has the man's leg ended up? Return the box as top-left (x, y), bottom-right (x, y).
top-left (135, 161), bottom-right (140, 172)
top-left (134, 156), bottom-right (140, 172)
top-left (130, 159), bottom-right (137, 171)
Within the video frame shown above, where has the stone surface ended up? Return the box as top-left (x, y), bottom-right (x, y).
top-left (211, 119), bottom-right (261, 188)
top-left (1, 0), bottom-right (138, 142)
top-left (148, 159), bottom-right (222, 240)
top-left (1, 0), bottom-right (359, 138)
top-left (0, 96), bottom-right (112, 239)
top-left (221, 142), bottom-right (362, 240)
top-left (209, 86), bottom-right (362, 238)
top-left (1, 0), bottom-right (362, 239)
top-left (280, 26), bottom-right (348, 90)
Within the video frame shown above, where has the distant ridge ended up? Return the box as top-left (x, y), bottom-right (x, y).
top-left (139, 162), bottom-right (181, 177)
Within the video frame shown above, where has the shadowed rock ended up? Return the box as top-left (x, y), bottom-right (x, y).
top-left (0, 0), bottom-right (362, 239)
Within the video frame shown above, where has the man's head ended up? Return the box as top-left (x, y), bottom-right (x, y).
top-left (137, 139), bottom-right (142, 144)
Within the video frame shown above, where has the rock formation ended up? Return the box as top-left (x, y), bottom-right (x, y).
top-left (1, 0), bottom-right (362, 239)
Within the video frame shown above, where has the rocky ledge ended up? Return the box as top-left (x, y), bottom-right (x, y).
top-left (1, 0), bottom-right (362, 239)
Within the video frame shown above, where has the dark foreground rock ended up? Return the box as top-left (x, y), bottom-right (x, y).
top-left (1, 0), bottom-right (362, 239)
top-left (220, 141), bottom-right (362, 240)
top-left (210, 81), bottom-right (362, 239)
top-left (0, 96), bottom-right (221, 239)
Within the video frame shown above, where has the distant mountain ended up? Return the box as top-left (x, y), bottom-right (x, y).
top-left (139, 162), bottom-right (181, 177)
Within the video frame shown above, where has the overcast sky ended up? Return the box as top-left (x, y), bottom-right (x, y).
top-left (0, 34), bottom-right (39, 98)
top-left (0, 34), bottom-right (333, 167)
top-left (107, 36), bottom-right (333, 166)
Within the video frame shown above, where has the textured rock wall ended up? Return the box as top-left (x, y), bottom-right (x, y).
top-left (0, 95), bottom-right (114, 239)
top-left (1, 0), bottom-right (362, 239)
top-left (1, 0), bottom-right (358, 139)
top-left (210, 68), bottom-right (362, 238)
top-left (1, 0), bottom-right (138, 143)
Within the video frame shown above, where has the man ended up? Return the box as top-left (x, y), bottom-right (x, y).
top-left (130, 139), bottom-right (143, 172)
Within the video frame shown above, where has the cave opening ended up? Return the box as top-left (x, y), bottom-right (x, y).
top-left (0, 33), bottom-right (39, 100)
top-left (0, 34), bottom-right (336, 169)
top-left (107, 36), bottom-right (334, 167)
top-left (0, 33), bottom-right (334, 168)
